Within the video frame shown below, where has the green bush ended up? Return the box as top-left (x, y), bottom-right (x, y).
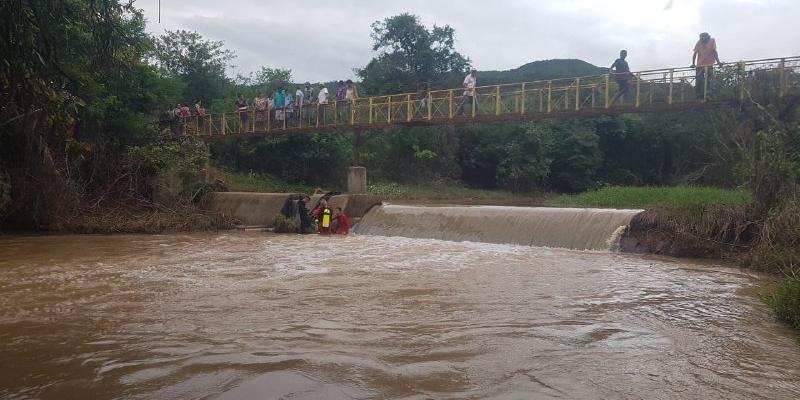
top-left (765, 280), bottom-right (800, 331)
top-left (272, 214), bottom-right (300, 233)
top-left (748, 190), bottom-right (800, 275)
top-left (496, 124), bottom-right (552, 193)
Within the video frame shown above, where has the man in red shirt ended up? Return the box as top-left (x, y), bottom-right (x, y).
top-left (691, 32), bottom-right (722, 100)
top-left (332, 207), bottom-right (350, 235)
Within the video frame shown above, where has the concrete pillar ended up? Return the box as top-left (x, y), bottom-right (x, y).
top-left (347, 166), bottom-right (367, 194)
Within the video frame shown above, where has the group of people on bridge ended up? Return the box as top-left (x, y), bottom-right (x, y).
top-left (164, 32), bottom-right (721, 134)
top-left (609, 32), bottom-right (721, 105)
top-left (234, 80), bottom-right (359, 130)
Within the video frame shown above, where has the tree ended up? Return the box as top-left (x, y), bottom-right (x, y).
top-left (236, 66), bottom-right (294, 94)
top-left (153, 30), bottom-right (235, 104)
top-left (1, 0), bottom-right (182, 228)
top-left (496, 124), bottom-right (554, 193)
top-left (357, 13), bottom-right (470, 95)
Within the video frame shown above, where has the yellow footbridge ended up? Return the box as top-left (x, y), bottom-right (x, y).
top-left (183, 56), bottom-right (800, 138)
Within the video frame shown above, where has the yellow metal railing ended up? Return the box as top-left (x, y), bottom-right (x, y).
top-left (181, 56), bottom-right (800, 136)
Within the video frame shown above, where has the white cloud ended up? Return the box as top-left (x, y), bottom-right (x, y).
top-left (138, 0), bottom-right (800, 82)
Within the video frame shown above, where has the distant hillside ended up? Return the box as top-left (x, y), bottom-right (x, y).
top-left (478, 59), bottom-right (606, 85)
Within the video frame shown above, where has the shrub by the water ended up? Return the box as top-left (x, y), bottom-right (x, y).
top-left (747, 191), bottom-right (800, 330)
top-left (766, 280), bottom-right (800, 331)
top-left (272, 214), bottom-right (300, 234)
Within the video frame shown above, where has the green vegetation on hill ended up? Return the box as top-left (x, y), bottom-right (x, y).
top-left (545, 186), bottom-right (753, 209)
top-left (479, 59), bottom-right (605, 86)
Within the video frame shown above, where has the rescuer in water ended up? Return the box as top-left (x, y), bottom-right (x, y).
top-left (297, 194), bottom-right (313, 233)
top-left (313, 198), bottom-right (333, 235)
top-left (332, 207), bottom-right (350, 235)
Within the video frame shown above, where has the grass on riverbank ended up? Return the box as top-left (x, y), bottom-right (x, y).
top-left (766, 280), bottom-right (800, 331)
top-left (367, 182), bottom-right (526, 201)
top-left (545, 185), bottom-right (753, 209)
top-left (209, 167), bottom-right (314, 193)
top-left (208, 168), bottom-right (534, 203)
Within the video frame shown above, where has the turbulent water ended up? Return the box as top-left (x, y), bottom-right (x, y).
top-left (1, 233), bottom-right (799, 399)
top-left (355, 205), bottom-right (642, 250)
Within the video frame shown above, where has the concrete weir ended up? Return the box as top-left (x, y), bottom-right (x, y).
top-left (200, 192), bottom-right (383, 228)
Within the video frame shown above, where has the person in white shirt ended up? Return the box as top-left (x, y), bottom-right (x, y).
top-left (318, 84), bottom-right (329, 124)
top-left (295, 87), bottom-right (304, 107)
top-left (458, 69), bottom-right (477, 116)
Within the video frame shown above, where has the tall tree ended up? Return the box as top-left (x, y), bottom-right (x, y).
top-left (236, 66), bottom-right (293, 94)
top-left (357, 13), bottom-right (470, 95)
top-left (1, 0), bottom-right (180, 227)
top-left (153, 30), bottom-right (235, 104)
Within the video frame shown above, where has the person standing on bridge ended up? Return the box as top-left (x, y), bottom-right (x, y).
top-left (235, 94), bottom-right (249, 133)
top-left (194, 100), bottom-right (206, 133)
top-left (691, 32), bottom-right (722, 100)
top-left (254, 93), bottom-right (268, 130)
top-left (609, 50), bottom-right (633, 106)
top-left (318, 83), bottom-right (329, 124)
top-left (275, 88), bottom-right (286, 123)
top-left (458, 69), bottom-right (477, 116)
top-left (344, 79), bottom-right (358, 122)
top-left (336, 80), bottom-right (347, 123)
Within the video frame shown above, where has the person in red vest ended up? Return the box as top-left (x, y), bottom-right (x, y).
top-left (332, 207), bottom-right (350, 235)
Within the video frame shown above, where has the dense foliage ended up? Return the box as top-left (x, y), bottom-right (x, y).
top-left (0, 1), bottom-right (218, 230)
top-left (357, 13), bottom-right (470, 95)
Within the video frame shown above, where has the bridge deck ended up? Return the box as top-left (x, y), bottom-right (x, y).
top-left (180, 56), bottom-right (800, 139)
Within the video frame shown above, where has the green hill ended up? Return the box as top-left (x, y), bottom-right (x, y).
top-left (478, 59), bottom-right (606, 85)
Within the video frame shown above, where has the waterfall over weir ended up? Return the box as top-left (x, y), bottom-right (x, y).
top-left (354, 205), bottom-right (643, 251)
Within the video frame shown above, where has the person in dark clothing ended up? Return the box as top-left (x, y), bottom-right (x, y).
top-left (297, 195), bottom-right (312, 233)
top-left (610, 50), bottom-right (633, 106)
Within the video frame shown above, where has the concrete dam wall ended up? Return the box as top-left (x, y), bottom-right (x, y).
top-left (354, 204), bottom-right (643, 251)
top-left (200, 192), bottom-right (383, 227)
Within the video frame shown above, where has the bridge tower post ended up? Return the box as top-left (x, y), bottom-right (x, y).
top-left (780, 58), bottom-right (787, 98)
top-left (575, 78), bottom-right (581, 111)
top-left (495, 86), bottom-right (501, 115)
top-left (348, 130), bottom-right (367, 194)
top-left (448, 90), bottom-right (453, 119)
top-left (636, 72), bottom-right (642, 107)
top-left (737, 62), bottom-right (746, 102)
top-left (520, 83), bottom-right (526, 115)
top-left (471, 87), bottom-right (477, 118)
top-left (668, 69), bottom-right (674, 105)
top-left (604, 75), bottom-right (610, 109)
top-left (427, 92), bottom-right (433, 120)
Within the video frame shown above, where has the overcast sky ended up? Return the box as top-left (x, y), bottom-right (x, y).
top-left (138, 0), bottom-right (800, 83)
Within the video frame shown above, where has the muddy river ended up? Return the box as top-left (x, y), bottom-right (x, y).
top-left (1, 233), bottom-right (799, 399)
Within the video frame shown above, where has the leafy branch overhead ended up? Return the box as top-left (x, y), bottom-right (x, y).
top-left (358, 13), bottom-right (471, 95)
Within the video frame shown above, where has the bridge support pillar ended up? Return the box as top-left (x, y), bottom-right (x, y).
top-left (347, 166), bottom-right (367, 194)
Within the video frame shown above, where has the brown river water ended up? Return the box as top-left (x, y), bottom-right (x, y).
top-left (1, 232), bottom-right (799, 399)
